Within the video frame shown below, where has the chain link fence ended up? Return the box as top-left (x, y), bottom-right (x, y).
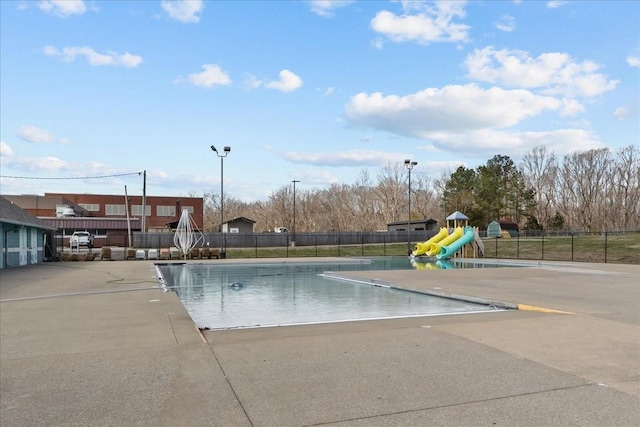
top-left (133, 230), bottom-right (638, 264)
top-left (482, 231), bottom-right (639, 264)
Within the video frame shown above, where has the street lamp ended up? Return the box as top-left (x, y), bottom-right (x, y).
top-left (292, 180), bottom-right (299, 246)
top-left (404, 159), bottom-right (417, 255)
top-left (211, 145), bottom-right (230, 256)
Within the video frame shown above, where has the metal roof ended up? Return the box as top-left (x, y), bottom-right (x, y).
top-left (446, 211), bottom-right (469, 220)
top-left (224, 216), bottom-right (256, 224)
top-left (387, 218), bottom-right (438, 226)
top-left (38, 217), bottom-right (141, 230)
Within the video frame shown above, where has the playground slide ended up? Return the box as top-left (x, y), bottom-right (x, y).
top-left (437, 226), bottom-right (475, 260)
top-left (412, 228), bottom-right (448, 257)
top-left (425, 227), bottom-right (463, 256)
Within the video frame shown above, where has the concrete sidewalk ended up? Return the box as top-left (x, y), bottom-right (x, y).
top-left (1, 259), bottom-right (638, 426)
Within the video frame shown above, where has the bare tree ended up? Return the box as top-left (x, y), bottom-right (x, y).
top-left (373, 162), bottom-right (407, 225)
top-left (521, 145), bottom-right (559, 229)
top-left (202, 192), bottom-right (220, 231)
top-left (197, 144), bottom-right (638, 235)
top-left (611, 145), bottom-right (640, 230)
top-left (560, 148), bottom-right (611, 232)
top-left (412, 173), bottom-right (438, 220)
top-left (268, 186), bottom-right (290, 231)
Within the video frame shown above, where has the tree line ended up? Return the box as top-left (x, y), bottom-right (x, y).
top-left (202, 144), bottom-right (639, 234)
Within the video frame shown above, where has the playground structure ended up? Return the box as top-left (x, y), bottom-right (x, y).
top-left (411, 211), bottom-right (484, 260)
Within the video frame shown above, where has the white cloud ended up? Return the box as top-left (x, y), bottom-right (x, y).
top-left (546, 1), bottom-right (568, 8)
top-left (344, 84), bottom-right (578, 138)
top-left (494, 14), bottom-right (515, 32)
top-left (284, 149), bottom-right (409, 167)
top-left (4, 156), bottom-right (71, 173)
top-left (161, 0), bottom-right (204, 23)
top-left (418, 159), bottom-right (468, 174)
top-left (613, 107), bottom-right (632, 120)
top-left (17, 125), bottom-right (70, 144)
top-left (187, 64), bottom-right (231, 88)
top-left (626, 56), bottom-right (640, 68)
top-left (464, 47), bottom-right (618, 97)
top-left (309, 0), bottom-right (354, 17)
top-left (0, 141), bottom-right (14, 157)
top-left (370, 1), bottom-right (470, 45)
top-left (43, 45), bottom-right (143, 67)
top-left (426, 128), bottom-right (604, 158)
top-left (39, 0), bottom-right (86, 17)
top-left (371, 38), bottom-right (384, 50)
top-left (295, 170), bottom-right (340, 186)
top-left (265, 70), bottom-right (303, 93)
top-left (242, 74), bottom-right (263, 90)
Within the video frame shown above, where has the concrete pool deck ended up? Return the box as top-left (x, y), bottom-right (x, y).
top-left (1, 258), bottom-right (638, 426)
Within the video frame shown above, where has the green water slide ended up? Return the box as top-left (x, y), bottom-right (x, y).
top-left (436, 226), bottom-right (475, 260)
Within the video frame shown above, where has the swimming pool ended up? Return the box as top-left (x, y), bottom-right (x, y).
top-left (157, 258), bottom-right (503, 330)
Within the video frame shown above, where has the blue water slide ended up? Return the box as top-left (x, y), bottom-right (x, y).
top-left (437, 226), bottom-right (475, 260)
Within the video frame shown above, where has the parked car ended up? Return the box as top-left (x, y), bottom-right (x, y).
top-left (70, 231), bottom-right (92, 248)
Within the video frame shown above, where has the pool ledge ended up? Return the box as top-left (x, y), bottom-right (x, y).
top-left (321, 272), bottom-right (519, 311)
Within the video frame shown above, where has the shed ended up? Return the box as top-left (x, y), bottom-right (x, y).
top-left (387, 218), bottom-right (438, 232)
top-left (486, 220), bottom-right (519, 238)
top-left (1, 196), bottom-right (58, 268)
top-left (223, 217), bottom-right (256, 233)
top-left (487, 221), bottom-right (502, 238)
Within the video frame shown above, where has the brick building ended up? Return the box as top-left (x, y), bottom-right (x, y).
top-left (44, 193), bottom-right (204, 232)
top-left (3, 193), bottom-right (204, 248)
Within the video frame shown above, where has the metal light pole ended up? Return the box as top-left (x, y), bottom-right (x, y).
top-left (404, 159), bottom-right (417, 254)
top-left (211, 145), bottom-right (230, 256)
top-left (292, 180), bottom-right (299, 247)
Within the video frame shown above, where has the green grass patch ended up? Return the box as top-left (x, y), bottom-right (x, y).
top-left (221, 232), bottom-right (639, 264)
top-left (482, 232), bottom-right (639, 264)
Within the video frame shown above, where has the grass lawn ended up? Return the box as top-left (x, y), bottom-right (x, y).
top-left (483, 232), bottom-right (639, 264)
top-left (222, 232), bottom-right (639, 264)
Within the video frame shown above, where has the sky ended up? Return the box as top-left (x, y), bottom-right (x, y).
top-left (1, 0), bottom-right (638, 202)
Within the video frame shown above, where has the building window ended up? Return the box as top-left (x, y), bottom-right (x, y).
top-left (105, 204), bottom-right (126, 216)
top-left (79, 203), bottom-right (100, 211)
top-left (131, 205), bottom-right (151, 216)
top-left (157, 205), bottom-right (176, 217)
top-left (182, 206), bottom-right (195, 214)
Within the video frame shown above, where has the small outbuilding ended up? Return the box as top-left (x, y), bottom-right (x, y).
top-left (1, 196), bottom-right (58, 268)
top-left (387, 218), bottom-right (438, 232)
top-left (487, 220), bottom-right (519, 238)
top-left (223, 217), bottom-right (256, 233)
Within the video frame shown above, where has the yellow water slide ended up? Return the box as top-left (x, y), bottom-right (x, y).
top-left (425, 227), bottom-right (463, 256)
top-left (412, 228), bottom-right (449, 257)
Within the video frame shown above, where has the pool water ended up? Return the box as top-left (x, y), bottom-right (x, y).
top-left (157, 258), bottom-right (501, 330)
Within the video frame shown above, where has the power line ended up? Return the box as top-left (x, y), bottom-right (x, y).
top-left (0, 172), bottom-right (143, 180)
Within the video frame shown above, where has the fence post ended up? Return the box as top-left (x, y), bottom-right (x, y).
top-left (495, 237), bottom-right (498, 258)
top-left (517, 233), bottom-right (520, 259)
top-left (338, 234), bottom-right (341, 257)
top-left (571, 233), bottom-right (574, 261)
top-left (315, 235), bottom-right (318, 257)
top-left (541, 231), bottom-right (545, 260)
top-left (604, 231), bottom-right (608, 263)
top-left (255, 236), bottom-right (258, 258)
